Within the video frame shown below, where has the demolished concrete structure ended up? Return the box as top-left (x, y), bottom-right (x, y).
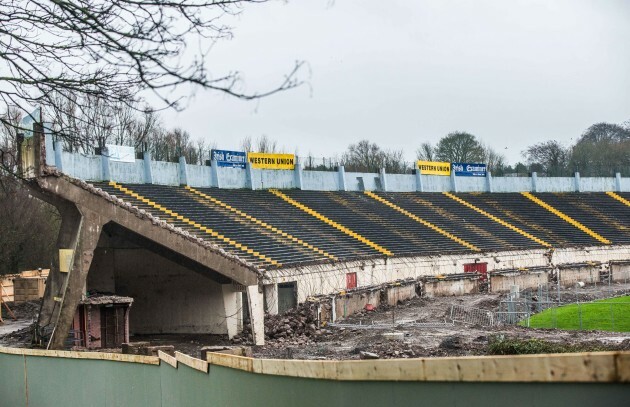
top-left (16, 128), bottom-right (630, 350)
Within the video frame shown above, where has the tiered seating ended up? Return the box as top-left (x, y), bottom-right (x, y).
top-left (92, 182), bottom-right (629, 269)
top-left (459, 193), bottom-right (599, 246)
top-left (534, 193), bottom-right (630, 244)
top-left (193, 187), bottom-right (380, 260)
top-left (378, 192), bottom-right (543, 251)
top-left (282, 191), bottom-right (469, 256)
top-left (96, 183), bottom-right (327, 269)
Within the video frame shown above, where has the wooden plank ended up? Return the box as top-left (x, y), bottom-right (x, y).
top-left (208, 352), bottom-right (628, 383)
top-left (0, 346), bottom-right (159, 365)
top-left (158, 350), bottom-right (177, 368)
top-left (206, 352), bottom-right (253, 373)
top-left (175, 351), bottom-right (208, 373)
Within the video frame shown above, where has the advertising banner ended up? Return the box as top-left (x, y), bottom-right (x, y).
top-left (211, 149), bottom-right (247, 168)
top-left (452, 162), bottom-right (487, 177)
top-left (417, 160), bottom-right (451, 176)
top-left (248, 152), bottom-right (295, 170)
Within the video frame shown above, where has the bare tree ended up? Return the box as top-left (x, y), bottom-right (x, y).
top-left (1, 0), bottom-right (304, 172)
top-left (415, 142), bottom-right (435, 161)
top-left (522, 140), bottom-right (569, 176)
top-left (342, 140), bottom-right (408, 173)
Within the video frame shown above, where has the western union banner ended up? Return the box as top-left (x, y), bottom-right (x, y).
top-left (417, 160), bottom-right (451, 176)
top-left (248, 153), bottom-right (296, 170)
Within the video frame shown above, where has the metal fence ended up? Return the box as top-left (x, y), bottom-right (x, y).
top-left (450, 287), bottom-right (630, 332)
top-left (522, 302), bottom-right (630, 331)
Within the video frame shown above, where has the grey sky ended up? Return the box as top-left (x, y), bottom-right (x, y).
top-left (160, 0), bottom-right (630, 165)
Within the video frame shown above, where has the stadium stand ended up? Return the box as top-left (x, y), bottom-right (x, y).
top-left (92, 182), bottom-right (628, 270)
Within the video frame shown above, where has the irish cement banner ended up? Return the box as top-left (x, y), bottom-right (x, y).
top-left (248, 153), bottom-right (295, 170)
top-left (452, 162), bottom-right (487, 177)
top-left (211, 149), bottom-right (247, 168)
top-left (417, 160), bottom-right (451, 176)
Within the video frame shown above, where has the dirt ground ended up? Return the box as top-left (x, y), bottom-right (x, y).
top-left (2, 283), bottom-right (629, 360)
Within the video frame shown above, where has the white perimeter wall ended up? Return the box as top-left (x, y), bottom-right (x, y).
top-left (267, 245), bottom-right (630, 302)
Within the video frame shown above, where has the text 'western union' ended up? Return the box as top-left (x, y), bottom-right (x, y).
top-left (417, 160), bottom-right (451, 176)
top-left (248, 153), bottom-right (296, 170)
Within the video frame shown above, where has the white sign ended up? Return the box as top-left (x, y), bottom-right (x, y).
top-left (105, 144), bottom-right (135, 162)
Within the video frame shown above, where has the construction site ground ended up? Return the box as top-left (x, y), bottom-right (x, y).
top-left (2, 283), bottom-right (630, 359)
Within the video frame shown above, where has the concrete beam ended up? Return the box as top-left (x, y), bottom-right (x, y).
top-left (246, 285), bottom-right (265, 346)
top-left (450, 170), bottom-right (458, 192)
top-left (294, 157), bottom-right (304, 190)
top-left (338, 165), bottom-right (347, 191)
top-left (101, 154), bottom-right (111, 182)
top-left (37, 200), bottom-right (83, 338)
top-left (210, 160), bottom-right (220, 188)
top-left (379, 168), bottom-right (388, 192)
top-left (486, 171), bottom-right (493, 193)
top-left (264, 283), bottom-right (279, 315)
top-left (574, 172), bottom-right (581, 192)
top-left (415, 170), bottom-right (423, 192)
top-left (54, 141), bottom-right (64, 172)
top-left (222, 284), bottom-right (240, 339)
top-left (143, 152), bottom-right (153, 184)
top-left (47, 207), bottom-right (104, 349)
top-left (246, 162), bottom-right (255, 190)
top-left (616, 173), bottom-right (622, 192)
top-left (35, 176), bottom-right (259, 286)
top-left (531, 172), bottom-right (538, 192)
top-left (179, 156), bottom-right (188, 186)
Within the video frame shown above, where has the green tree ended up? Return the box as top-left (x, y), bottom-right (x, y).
top-left (570, 122), bottom-right (630, 176)
top-left (435, 132), bottom-right (484, 163)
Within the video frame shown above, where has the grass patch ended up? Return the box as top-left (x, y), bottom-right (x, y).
top-left (487, 336), bottom-right (610, 355)
top-left (520, 295), bottom-right (630, 332)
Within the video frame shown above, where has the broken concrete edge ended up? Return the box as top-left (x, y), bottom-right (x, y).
top-left (0, 346), bottom-right (159, 365)
top-left (35, 169), bottom-right (264, 276)
top-left (2, 346), bottom-right (628, 382)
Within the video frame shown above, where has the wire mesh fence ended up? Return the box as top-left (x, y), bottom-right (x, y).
top-left (450, 278), bottom-right (630, 332)
top-left (522, 302), bottom-right (630, 331)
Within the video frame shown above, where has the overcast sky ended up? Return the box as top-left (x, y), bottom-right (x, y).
top-left (159, 0), bottom-right (630, 165)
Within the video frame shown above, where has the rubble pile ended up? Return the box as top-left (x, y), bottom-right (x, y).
top-left (232, 302), bottom-right (322, 345)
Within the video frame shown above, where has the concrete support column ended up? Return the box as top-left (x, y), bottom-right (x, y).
top-left (143, 152), bottom-right (153, 184)
top-left (486, 171), bottom-right (493, 192)
top-left (246, 162), bottom-right (255, 190)
top-left (221, 284), bottom-right (239, 339)
top-left (101, 154), bottom-right (111, 182)
top-left (246, 285), bottom-right (265, 345)
top-left (531, 172), bottom-right (538, 192)
top-left (574, 172), bottom-right (581, 192)
top-left (210, 160), bottom-right (220, 188)
top-left (615, 172), bottom-right (622, 192)
top-left (415, 169), bottom-right (424, 192)
top-left (379, 168), bottom-right (388, 192)
top-left (54, 141), bottom-right (64, 172)
top-left (264, 283), bottom-right (279, 315)
top-left (45, 132), bottom-right (55, 167)
top-left (45, 207), bottom-right (105, 349)
top-left (450, 170), bottom-right (458, 192)
top-left (338, 165), bottom-right (347, 191)
top-left (294, 157), bottom-right (304, 190)
top-left (178, 156), bottom-right (188, 186)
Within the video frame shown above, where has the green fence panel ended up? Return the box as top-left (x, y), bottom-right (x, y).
top-left (24, 355), bottom-right (161, 407)
top-left (0, 353), bottom-right (27, 406)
